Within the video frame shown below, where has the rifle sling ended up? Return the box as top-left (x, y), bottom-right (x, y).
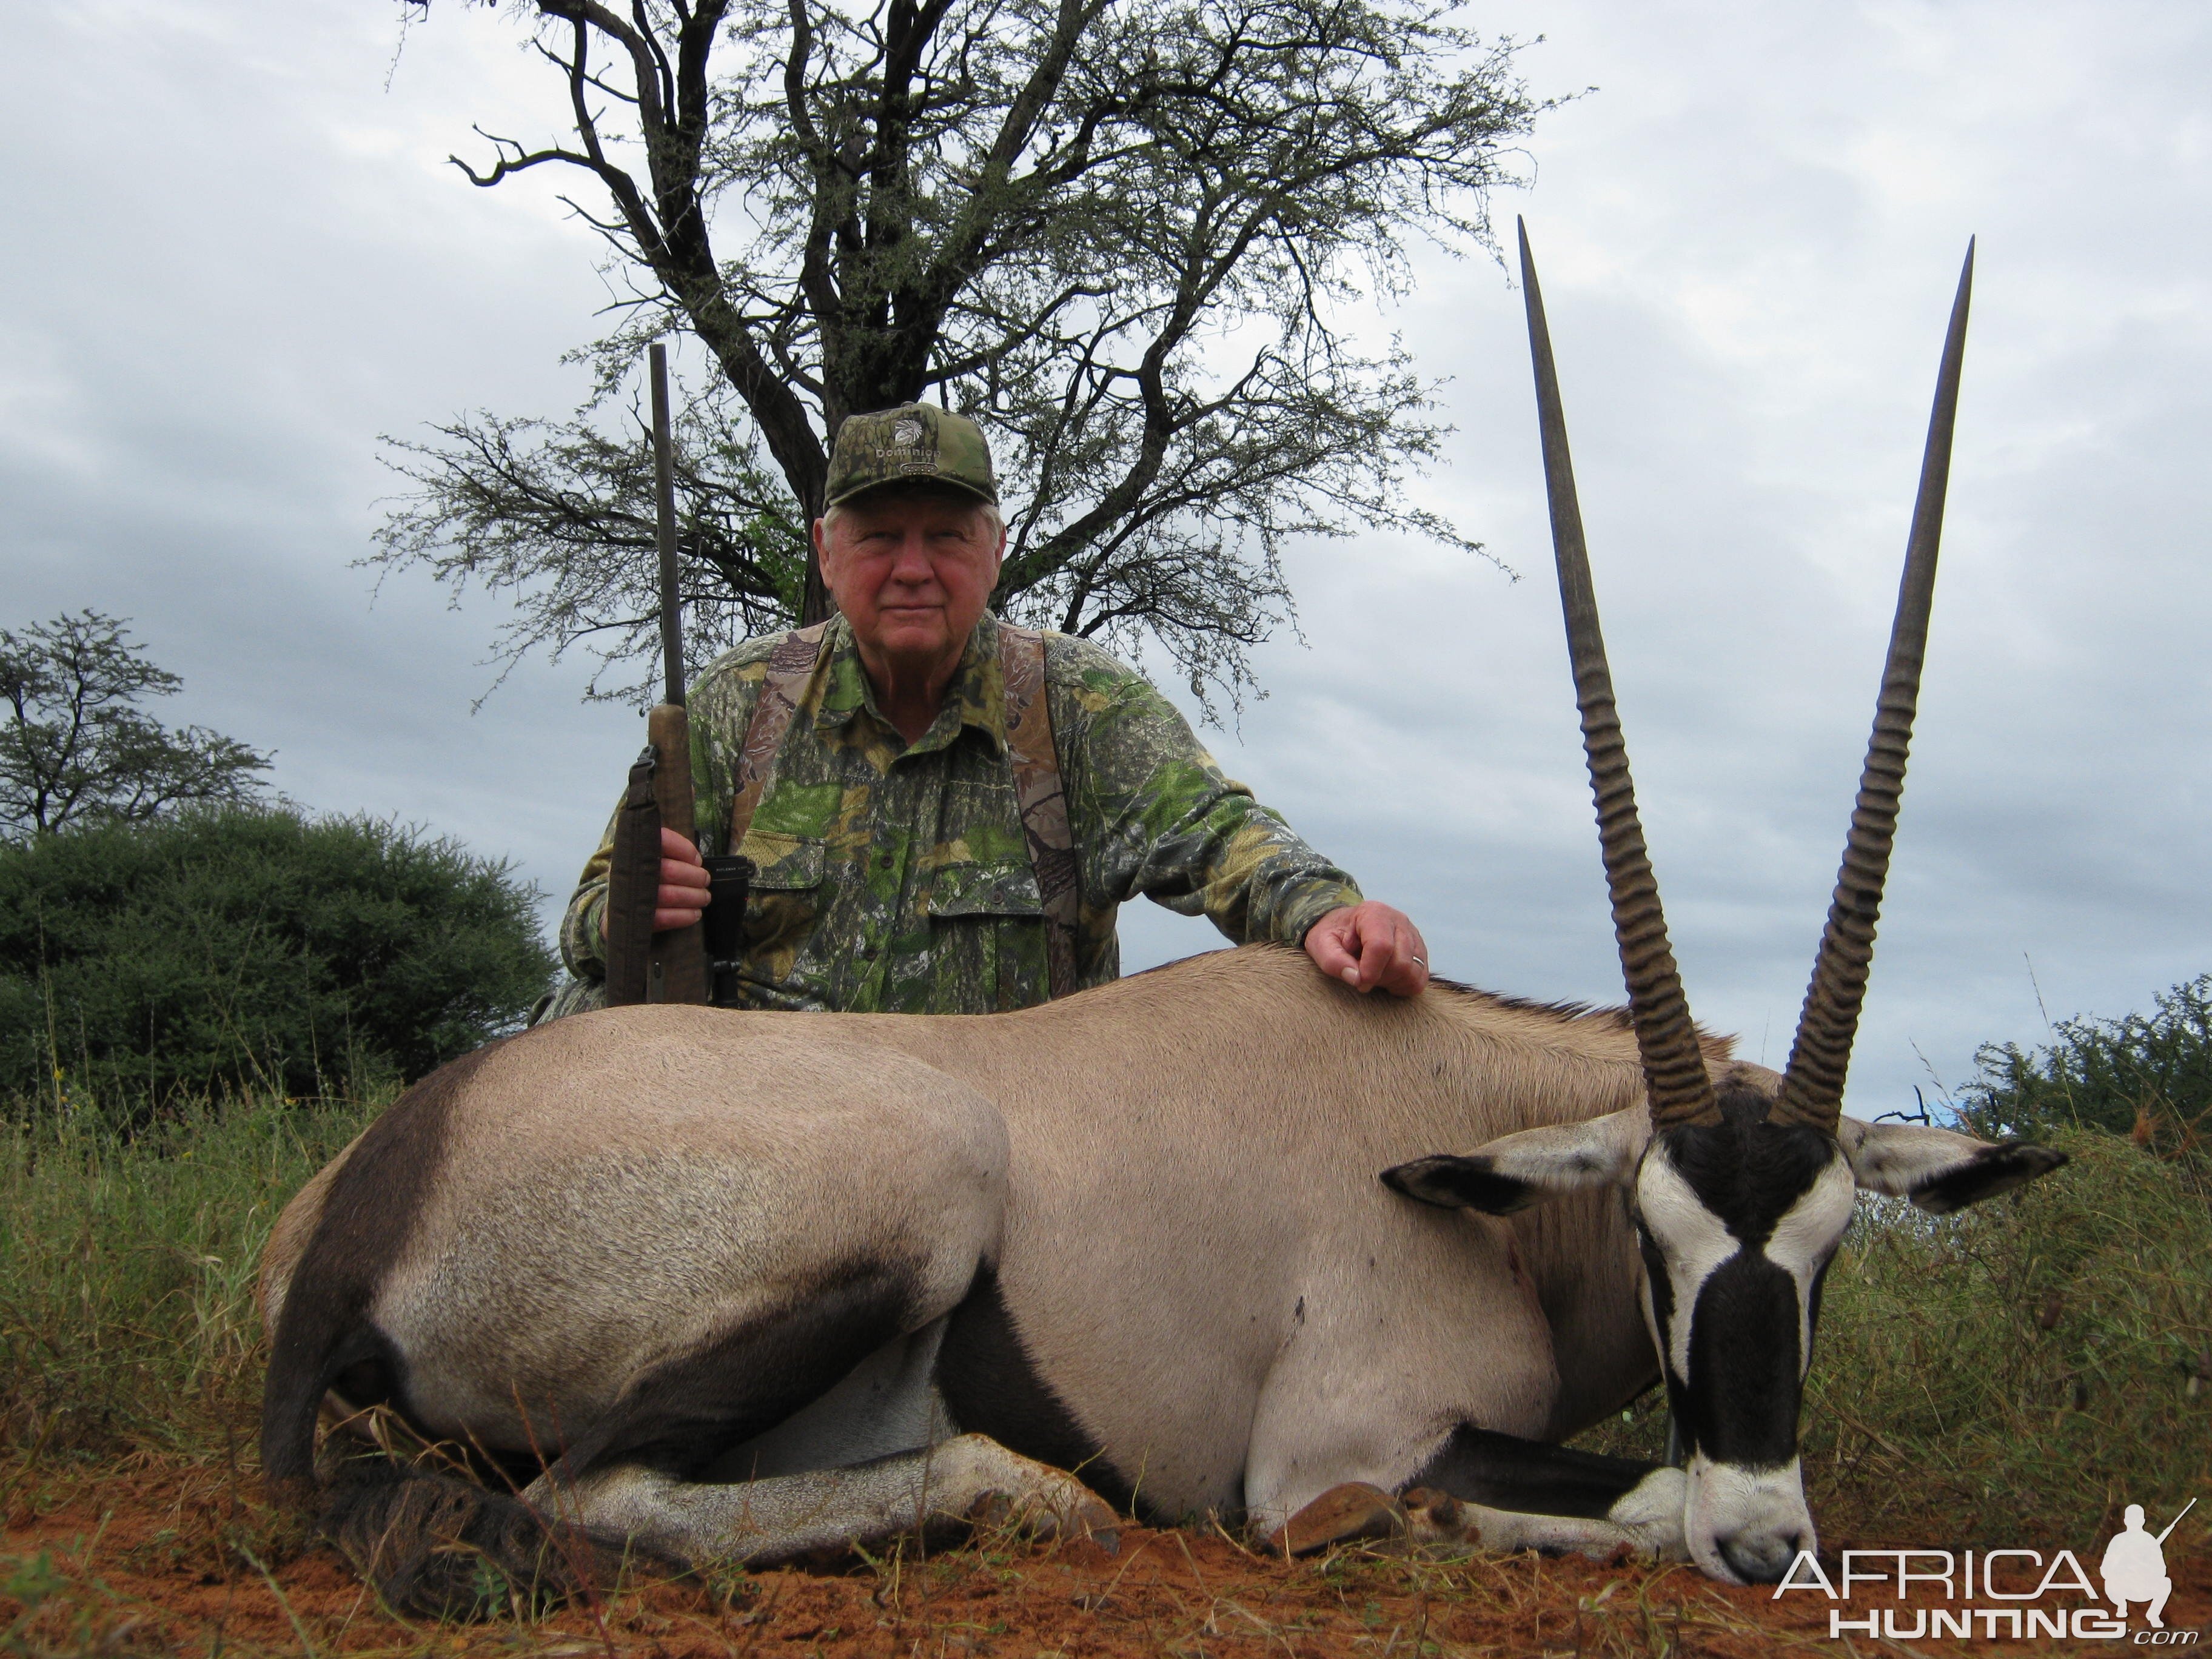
top-left (998, 625), bottom-right (1079, 1000)
top-left (726, 621), bottom-right (832, 854)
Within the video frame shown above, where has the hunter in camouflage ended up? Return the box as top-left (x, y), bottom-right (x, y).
top-left (550, 401), bottom-right (1429, 1017)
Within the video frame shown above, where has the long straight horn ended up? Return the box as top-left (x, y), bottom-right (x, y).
top-left (1520, 220), bottom-right (1718, 1129)
top-left (1774, 241), bottom-right (1976, 1131)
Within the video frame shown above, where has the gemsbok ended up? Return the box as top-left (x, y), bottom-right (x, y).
top-left (258, 226), bottom-right (2063, 1614)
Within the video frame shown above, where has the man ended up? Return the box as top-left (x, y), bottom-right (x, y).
top-left (552, 402), bottom-right (1426, 1015)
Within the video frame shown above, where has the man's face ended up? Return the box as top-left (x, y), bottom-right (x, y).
top-left (816, 488), bottom-right (1005, 674)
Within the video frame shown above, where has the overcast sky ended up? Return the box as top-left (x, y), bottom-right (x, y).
top-left (4, 1), bottom-right (2205, 1114)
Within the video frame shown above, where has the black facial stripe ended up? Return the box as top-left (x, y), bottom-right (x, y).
top-left (1804, 1253), bottom-right (1832, 1372)
top-left (1681, 1251), bottom-right (1803, 1469)
top-left (1637, 1224), bottom-right (1675, 1362)
top-left (1629, 1247), bottom-right (1683, 1474)
top-left (1653, 1084), bottom-right (1835, 1248)
top-left (1635, 1222), bottom-right (1697, 1436)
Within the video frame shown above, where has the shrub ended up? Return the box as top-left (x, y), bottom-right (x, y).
top-left (1960, 973), bottom-right (2212, 1160)
top-left (0, 806), bottom-right (555, 1110)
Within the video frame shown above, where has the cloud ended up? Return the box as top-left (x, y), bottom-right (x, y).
top-left (1130, 0), bottom-right (2212, 1107)
top-left (2, 0), bottom-right (2206, 1113)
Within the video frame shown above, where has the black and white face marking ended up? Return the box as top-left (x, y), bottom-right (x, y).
top-left (1632, 1088), bottom-right (1855, 1584)
top-left (1379, 1090), bottom-right (2066, 1588)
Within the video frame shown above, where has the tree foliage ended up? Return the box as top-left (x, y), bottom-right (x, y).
top-left (375, 0), bottom-right (1543, 706)
top-left (381, 389), bottom-right (813, 702)
top-left (0, 807), bottom-right (557, 1110)
top-left (1960, 974), bottom-right (2212, 1165)
top-left (0, 611), bottom-right (271, 837)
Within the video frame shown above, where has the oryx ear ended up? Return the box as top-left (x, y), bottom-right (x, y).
top-left (1837, 1117), bottom-right (2069, 1214)
top-left (1382, 1107), bottom-right (1647, 1215)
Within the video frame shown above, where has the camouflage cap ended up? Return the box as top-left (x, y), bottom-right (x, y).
top-left (825, 403), bottom-right (998, 509)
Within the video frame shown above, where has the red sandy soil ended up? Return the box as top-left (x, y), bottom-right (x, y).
top-left (5, 1459), bottom-right (2207, 1657)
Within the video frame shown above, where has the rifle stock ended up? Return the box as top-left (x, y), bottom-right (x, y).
top-left (602, 743), bottom-right (661, 1007)
top-left (645, 709), bottom-right (709, 1004)
top-left (606, 344), bottom-right (711, 1006)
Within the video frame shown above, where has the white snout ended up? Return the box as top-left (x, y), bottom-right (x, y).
top-left (1683, 1455), bottom-right (1816, 1585)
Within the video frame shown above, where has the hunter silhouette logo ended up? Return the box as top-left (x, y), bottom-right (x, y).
top-left (1778, 1496), bottom-right (2200, 1642)
top-left (2104, 1500), bottom-right (2193, 1631)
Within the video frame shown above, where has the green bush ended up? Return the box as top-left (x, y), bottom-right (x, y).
top-left (1803, 1127), bottom-right (2211, 1544)
top-left (1961, 973), bottom-right (2212, 1156)
top-left (0, 806), bottom-right (555, 1109)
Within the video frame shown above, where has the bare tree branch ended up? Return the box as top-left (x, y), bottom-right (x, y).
top-left (383, 0), bottom-right (1549, 709)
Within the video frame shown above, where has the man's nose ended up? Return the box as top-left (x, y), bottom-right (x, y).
top-left (886, 532), bottom-right (937, 580)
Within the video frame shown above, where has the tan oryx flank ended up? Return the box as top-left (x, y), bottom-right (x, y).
top-left (257, 228), bottom-right (2064, 1613)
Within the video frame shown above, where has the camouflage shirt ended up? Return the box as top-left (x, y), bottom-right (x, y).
top-left (557, 612), bottom-right (1362, 1014)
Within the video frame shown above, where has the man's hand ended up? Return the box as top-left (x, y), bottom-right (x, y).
top-left (1304, 902), bottom-right (1430, 997)
top-left (600, 828), bottom-right (711, 939)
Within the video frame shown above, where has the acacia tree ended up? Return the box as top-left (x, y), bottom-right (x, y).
top-left (0, 612), bottom-right (270, 838)
top-left (377, 0), bottom-right (1544, 705)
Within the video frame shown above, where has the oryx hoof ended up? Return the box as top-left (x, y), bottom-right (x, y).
top-left (942, 1438), bottom-right (1120, 1556)
top-left (1273, 1483), bottom-right (1409, 1555)
top-left (1400, 1486), bottom-right (1472, 1544)
top-left (964, 1483), bottom-right (1120, 1555)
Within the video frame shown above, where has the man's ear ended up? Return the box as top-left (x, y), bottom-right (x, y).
top-left (813, 515), bottom-right (842, 601)
top-left (1382, 1107), bottom-right (1647, 1215)
top-left (1837, 1117), bottom-right (2069, 1214)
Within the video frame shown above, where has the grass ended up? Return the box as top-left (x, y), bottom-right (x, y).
top-left (0, 1088), bottom-right (381, 1467)
top-left (1, 1079), bottom-right (2208, 1651)
top-left (1809, 1125), bottom-right (2212, 1543)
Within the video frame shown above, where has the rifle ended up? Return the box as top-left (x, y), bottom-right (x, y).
top-left (603, 344), bottom-right (733, 1006)
top-left (2157, 1498), bottom-right (2197, 1546)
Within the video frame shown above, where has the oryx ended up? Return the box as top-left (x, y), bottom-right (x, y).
top-left (258, 229), bottom-right (2062, 1614)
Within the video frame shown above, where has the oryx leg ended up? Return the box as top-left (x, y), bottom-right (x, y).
top-left (1268, 1430), bottom-right (1684, 1561)
top-left (543, 1433), bottom-right (1118, 1568)
top-left (1242, 1242), bottom-right (1590, 1554)
top-left (524, 1316), bottom-right (1116, 1568)
top-left (371, 1050), bottom-right (1013, 1481)
top-left (1400, 1426), bottom-right (1685, 1560)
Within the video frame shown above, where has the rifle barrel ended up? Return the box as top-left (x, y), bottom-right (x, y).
top-left (2157, 1496), bottom-right (2197, 1544)
top-left (650, 343), bottom-right (683, 706)
top-left (637, 341), bottom-right (710, 1004)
